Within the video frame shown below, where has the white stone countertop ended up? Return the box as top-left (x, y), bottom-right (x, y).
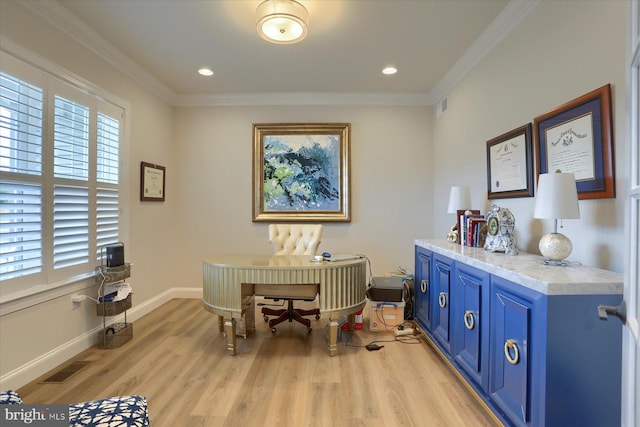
top-left (415, 239), bottom-right (623, 296)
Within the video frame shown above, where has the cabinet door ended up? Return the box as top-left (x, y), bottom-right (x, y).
top-left (453, 262), bottom-right (490, 391)
top-left (432, 254), bottom-right (453, 353)
top-left (489, 277), bottom-right (536, 425)
top-left (414, 247), bottom-right (431, 331)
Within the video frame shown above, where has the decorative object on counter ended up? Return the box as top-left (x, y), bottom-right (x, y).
top-left (446, 186), bottom-right (471, 243)
top-left (534, 84), bottom-right (614, 200)
top-left (533, 172), bottom-right (580, 266)
top-left (486, 123), bottom-right (534, 199)
top-left (483, 204), bottom-right (518, 255)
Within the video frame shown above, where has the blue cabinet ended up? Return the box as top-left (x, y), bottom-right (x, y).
top-left (413, 241), bottom-right (623, 427)
top-left (414, 247), bottom-right (431, 332)
top-left (453, 262), bottom-right (490, 392)
top-left (431, 254), bottom-right (453, 353)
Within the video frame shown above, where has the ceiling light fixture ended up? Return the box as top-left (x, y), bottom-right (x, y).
top-left (256, 0), bottom-right (309, 44)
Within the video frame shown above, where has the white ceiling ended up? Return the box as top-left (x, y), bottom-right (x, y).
top-left (31, 0), bottom-right (535, 105)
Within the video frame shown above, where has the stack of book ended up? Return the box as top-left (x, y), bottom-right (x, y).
top-left (458, 211), bottom-right (487, 247)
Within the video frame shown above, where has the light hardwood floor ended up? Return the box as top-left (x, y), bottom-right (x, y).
top-left (17, 298), bottom-right (496, 427)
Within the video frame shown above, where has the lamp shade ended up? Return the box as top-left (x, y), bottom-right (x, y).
top-left (256, 0), bottom-right (309, 44)
top-left (533, 173), bottom-right (580, 219)
top-left (447, 186), bottom-right (471, 214)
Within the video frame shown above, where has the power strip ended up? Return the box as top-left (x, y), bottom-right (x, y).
top-left (395, 327), bottom-right (414, 337)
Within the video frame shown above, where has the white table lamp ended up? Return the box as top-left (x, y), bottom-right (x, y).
top-left (446, 186), bottom-right (471, 242)
top-left (447, 186), bottom-right (471, 214)
top-left (533, 172), bottom-right (580, 265)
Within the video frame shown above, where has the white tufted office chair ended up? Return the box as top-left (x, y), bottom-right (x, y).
top-left (262, 224), bottom-right (323, 333)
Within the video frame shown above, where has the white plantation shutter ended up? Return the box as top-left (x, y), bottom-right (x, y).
top-left (53, 184), bottom-right (89, 269)
top-left (0, 52), bottom-right (125, 292)
top-left (97, 112), bottom-right (119, 184)
top-left (96, 187), bottom-right (119, 258)
top-left (96, 112), bottom-right (120, 258)
top-left (53, 96), bottom-right (89, 181)
top-left (0, 181), bottom-right (42, 281)
top-left (0, 72), bottom-right (43, 176)
top-left (0, 71), bottom-right (44, 281)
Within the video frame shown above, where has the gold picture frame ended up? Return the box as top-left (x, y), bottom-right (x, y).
top-left (534, 84), bottom-right (615, 199)
top-left (252, 123), bottom-right (351, 222)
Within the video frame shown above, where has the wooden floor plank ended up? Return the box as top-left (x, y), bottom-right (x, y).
top-left (17, 298), bottom-right (496, 427)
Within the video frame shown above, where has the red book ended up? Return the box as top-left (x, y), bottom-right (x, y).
top-left (456, 210), bottom-right (480, 244)
top-left (468, 217), bottom-right (486, 247)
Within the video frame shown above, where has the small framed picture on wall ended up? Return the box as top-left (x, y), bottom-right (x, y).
top-left (140, 161), bottom-right (166, 201)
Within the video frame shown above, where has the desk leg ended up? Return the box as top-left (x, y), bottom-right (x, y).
top-left (347, 313), bottom-right (356, 331)
top-left (224, 318), bottom-right (237, 356)
top-left (327, 319), bottom-right (339, 357)
top-left (217, 315), bottom-right (224, 332)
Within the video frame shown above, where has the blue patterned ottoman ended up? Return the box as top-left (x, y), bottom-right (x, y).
top-left (1, 390), bottom-right (149, 426)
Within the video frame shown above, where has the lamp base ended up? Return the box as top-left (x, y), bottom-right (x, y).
top-left (538, 232), bottom-right (572, 263)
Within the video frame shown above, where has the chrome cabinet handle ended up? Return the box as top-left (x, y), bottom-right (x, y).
top-left (504, 339), bottom-right (520, 365)
top-left (438, 292), bottom-right (447, 308)
top-left (464, 310), bottom-right (475, 330)
top-left (598, 301), bottom-right (626, 324)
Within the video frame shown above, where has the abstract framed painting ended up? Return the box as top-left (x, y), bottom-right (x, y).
top-left (252, 123), bottom-right (351, 222)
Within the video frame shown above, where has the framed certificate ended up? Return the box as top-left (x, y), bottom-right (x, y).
top-left (140, 162), bottom-right (166, 201)
top-left (534, 84), bottom-right (615, 199)
top-left (486, 123), bottom-right (534, 199)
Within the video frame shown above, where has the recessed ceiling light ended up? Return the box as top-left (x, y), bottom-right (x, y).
top-left (198, 67), bottom-right (214, 77)
top-left (382, 66), bottom-right (397, 75)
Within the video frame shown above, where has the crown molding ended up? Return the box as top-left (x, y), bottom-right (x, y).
top-left (428, 0), bottom-right (541, 105)
top-left (174, 92), bottom-right (431, 107)
top-left (19, 0), bottom-right (176, 105)
top-left (19, 0), bottom-right (538, 107)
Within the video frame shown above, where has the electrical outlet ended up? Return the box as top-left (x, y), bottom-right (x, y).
top-left (71, 294), bottom-right (86, 304)
top-left (395, 327), bottom-right (414, 337)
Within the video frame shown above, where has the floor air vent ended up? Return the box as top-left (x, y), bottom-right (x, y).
top-left (41, 361), bottom-right (90, 383)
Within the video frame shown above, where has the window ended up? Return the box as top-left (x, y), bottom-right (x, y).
top-left (0, 52), bottom-right (124, 292)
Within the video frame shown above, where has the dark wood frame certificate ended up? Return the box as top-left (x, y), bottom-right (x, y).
top-left (140, 162), bottom-right (166, 201)
top-left (486, 123), bottom-right (534, 199)
top-left (533, 84), bottom-right (615, 199)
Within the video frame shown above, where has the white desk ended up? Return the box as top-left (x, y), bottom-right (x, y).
top-left (202, 254), bottom-right (367, 356)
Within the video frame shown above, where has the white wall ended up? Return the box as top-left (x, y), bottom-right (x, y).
top-left (432, 0), bottom-right (627, 272)
top-left (171, 105), bottom-right (433, 287)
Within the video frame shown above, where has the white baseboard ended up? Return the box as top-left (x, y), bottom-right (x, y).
top-left (0, 287), bottom-right (202, 391)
